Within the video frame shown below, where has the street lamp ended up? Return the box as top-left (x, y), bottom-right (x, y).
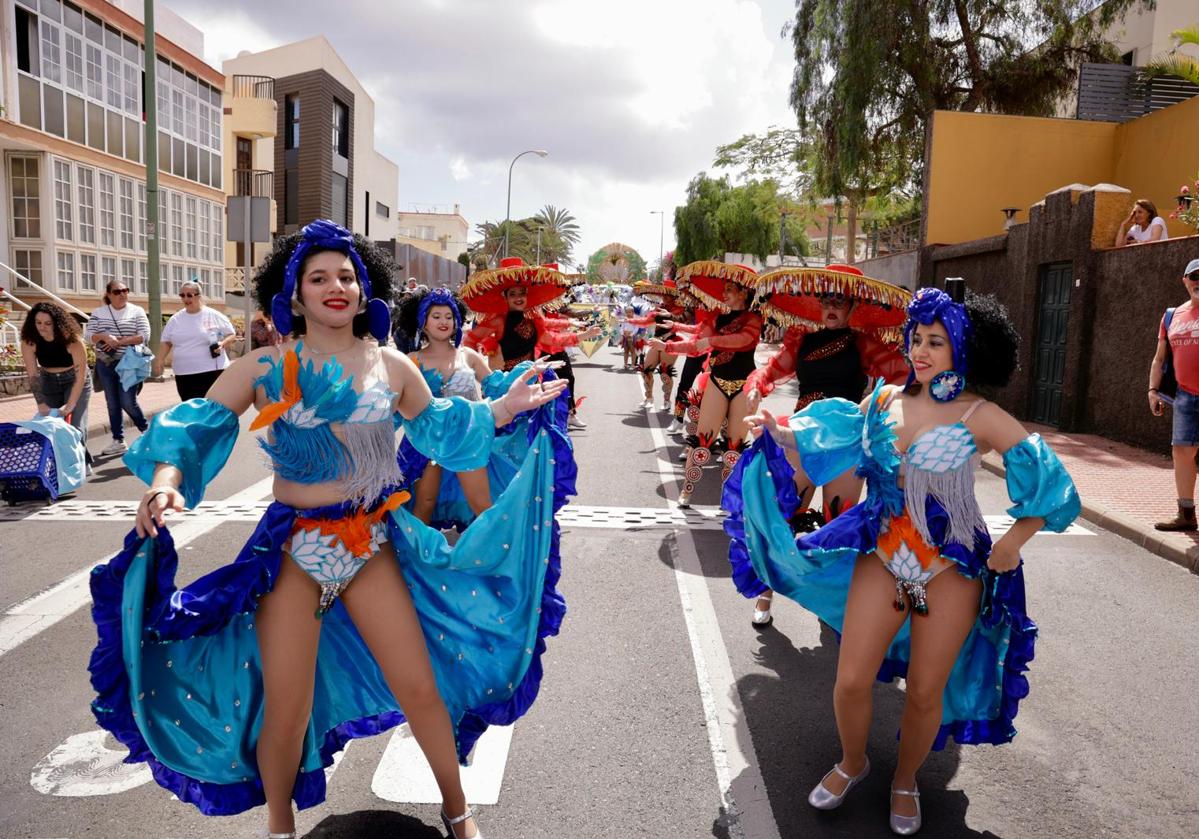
top-left (649, 210), bottom-right (664, 275)
top-left (504, 149), bottom-right (549, 258)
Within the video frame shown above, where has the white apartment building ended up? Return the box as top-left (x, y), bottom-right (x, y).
top-left (0, 0), bottom-right (227, 316)
top-left (397, 203), bottom-right (469, 261)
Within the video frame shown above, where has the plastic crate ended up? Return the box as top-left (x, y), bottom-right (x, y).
top-left (0, 422), bottom-right (58, 505)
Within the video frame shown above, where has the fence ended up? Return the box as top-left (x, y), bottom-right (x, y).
top-left (1077, 63), bottom-right (1199, 123)
top-left (230, 75), bottom-right (275, 100)
top-left (232, 169), bottom-right (273, 198)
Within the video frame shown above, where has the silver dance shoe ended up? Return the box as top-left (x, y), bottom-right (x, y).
top-left (807, 757), bottom-right (869, 810)
top-left (889, 783), bottom-right (922, 835)
top-left (751, 592), bottom-right (773, 627)
top-left (442, 805), bottom-right (484, 839)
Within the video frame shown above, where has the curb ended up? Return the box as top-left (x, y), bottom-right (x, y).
top-left (980, 455), bottom-right (1199, 575)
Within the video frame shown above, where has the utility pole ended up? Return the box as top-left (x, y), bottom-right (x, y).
top-left (778, 209), bottom-right (787, 264)
top-left (143, 0), bottom-right (162, 352)
top-left (535, 226), bottom-right (542, 264)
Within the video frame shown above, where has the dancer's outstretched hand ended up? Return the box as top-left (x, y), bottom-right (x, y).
top-left (136, 486), bottom-right (185, 538)
top-left (502, 364), bottom-right (569, 414)
top-left (744, 408), bottom-right (793, 448)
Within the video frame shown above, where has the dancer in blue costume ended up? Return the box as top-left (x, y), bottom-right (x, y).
top-left (87, 221), bottom-right (571, 839)
top-left (723, 280), bottom-right (1079, 835)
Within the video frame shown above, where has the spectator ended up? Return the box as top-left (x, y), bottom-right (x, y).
top-left (1115, 199), bottom-right (1168, 247)
top-left (85, 278), bottom-right (150, 456)
top-left (249, 311), bottom-right (282, 350)
top-left (19, 301), bottom-right (92, 464)
top-left (154, 281), bottom-right (237, 401)
top-left (1149, 258), bottom-right (1199, 531)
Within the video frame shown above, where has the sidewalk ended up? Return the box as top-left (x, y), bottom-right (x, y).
top-left (981, 424), bottom-right (1199, 575)
top-left (0, 378), bottom-right (180, 444)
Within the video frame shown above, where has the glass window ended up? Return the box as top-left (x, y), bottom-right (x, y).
top-left (211, 266), bottom-right (223, 298)
top-left (331, 172), bottom-right (348, 228)
top-left (53, 158), bottom-right (73, 240)
top-left (10, 156), bottom-right (42, 239)
top-left (14, 249), bottom-right (45, 287)
top-left (170, 192), bottom-right (183, 257)
top-left (184, 91), bottom-right (197, 141)
top-left (200, 267), bottom-right (213, 298)
top-left (118, 177), bottom-right (134, 249)
top-left (185, 196), bottom-right (197, 258)
top-left (64, 30), bottom-right (83, 92)
top-left (198, 102), bottom-right (210, 147)
top-left (97, 171), bottom-right (115, 247)
top-left (171, 264), bottom-right (183, 295)
top-left (199, 201), bottom-right (211, 261)
top-left (284, 94), bottom-right (299, 150)
top-left (138, 260), bottom-right (147, 296)
top-left (105, 52), bottom-right (121, 109)
top-left (57, 250), bottom-right (75, 291)
top-left (160, 261), bottom-right (169, 294)
top-left (123, 59), bottom-right (137, 115)
top-left (332, 98), bottom-right (349, 158)
top-left (122, 257), bottom-right (137, 294)
top-left (40, 20), bottom-right (62, 84)
top-left (212, 202), bottom-right (223, 262)
top-left (76, 164), bottom-right (95, 243)
top-left (62, 1), bottom-right (81, 32)
top-left (40, 0), bottom-right (62, 22)
top-left (100, 255), bottom-right (116, 288)
top-left (80, 252), bottom-right (97, 291)
top-left (171, 88), bottom-right (184, 136)
top-left (157, 189), bottom-right (168, 253)
top-left (210, 107), bottom-right (221, 151)
top-left (156, 58), bottom-right (169, 118)
top-left (85, 42), bottom-right (102, 100)
top-left (83, 12), bottom-right (101, 44)
top-left (136, 182), bottom-right (146, 252)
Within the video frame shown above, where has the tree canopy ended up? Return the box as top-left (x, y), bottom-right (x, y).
top-left (673, 174), bottom-right (810, 265)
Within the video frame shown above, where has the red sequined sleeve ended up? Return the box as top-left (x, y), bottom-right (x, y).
top-left (705, 312), bottom-right (762, 351)
top-left (858, 332), bottom-right (910, 384)
top-left (532, 313), bottom-right (582, 354)
top-left (463, 313), bottom-right (503, 356)
top-left (746, 326), bottom-right (804, 396)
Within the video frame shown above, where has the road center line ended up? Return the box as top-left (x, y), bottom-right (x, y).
top-left (0, 476), bottom-right (275, 658)
top-left (645, 412), bottom-right (781, 839)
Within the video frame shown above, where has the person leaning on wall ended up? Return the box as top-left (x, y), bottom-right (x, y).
top-left (1148, 258), bottom-right (1199, 531)
top-left (1115, 199), bottom-right (1169, 247)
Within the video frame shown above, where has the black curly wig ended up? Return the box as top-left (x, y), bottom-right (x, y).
top-left (20, 301), bottom-right (81, 346)
top-left (963, 289), bottom-right (1019, 388)
top-left (396, 287), bottom-right (466, 350)
top-left (252, 230), bottom-right (398, 338)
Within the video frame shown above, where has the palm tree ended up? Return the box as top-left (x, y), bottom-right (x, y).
top-left (1144, 25), bottom-right (1199, 86)
top-left (532, 205), bottom-right (581, 264)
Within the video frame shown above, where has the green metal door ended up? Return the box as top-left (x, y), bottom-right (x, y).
top-left (1031, 262), bottom-right (1072, 425)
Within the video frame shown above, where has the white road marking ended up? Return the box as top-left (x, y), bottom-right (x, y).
top-left (30, 730), bottom-right (152, 797)
top-left (646, 414), bottom-right (779, 839)
top-left (0, 476), bottom-right (275, 658)
top-left (371, 723), bottom-right (514, 805)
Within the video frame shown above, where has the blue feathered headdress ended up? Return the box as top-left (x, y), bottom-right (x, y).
top-left (271, 219), bottom-right (390, 342)
top-left (902, 281), bottom-right (972, 389)
top-left (417, 287), bottom-right (464, 347)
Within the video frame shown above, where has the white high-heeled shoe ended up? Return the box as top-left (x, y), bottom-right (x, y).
top-left (441, 805), bottom-right (484, 839)
top-left (751, 592), bottom-right (773, 627)
top-left (807, 757), bottom-right (870, 810)
top-left (890, 783), bottom-right (921, 835)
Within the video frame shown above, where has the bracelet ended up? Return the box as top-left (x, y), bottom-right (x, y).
top-left (146, 489), bottom-right (171, 508)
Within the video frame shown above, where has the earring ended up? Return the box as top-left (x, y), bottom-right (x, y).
top-left (929, 370), bottom-right (965, 402)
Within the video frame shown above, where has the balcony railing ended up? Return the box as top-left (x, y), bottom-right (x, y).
top-left (233, 169), bottom-right (273, 198)
top-left (231, 75), bottom-right (275, 101)
top-left (1077, 63), bottom-right (1199, 123)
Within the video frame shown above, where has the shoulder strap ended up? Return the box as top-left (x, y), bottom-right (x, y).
top-left (1165, 307), bottom-right (1176, 331)
top-left (108, 305), bottom-right (128, 337)
top-left (960, 398), bottom-right (987, 423)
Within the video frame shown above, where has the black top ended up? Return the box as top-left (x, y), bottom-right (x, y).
top-left (33, 336), bottom-right (75, 369)
top-left (797, 328), bottom-right (866, 400)
top-left (499, 311), bottom-right (538, 372)
top-left (709, 311), bottom-right (758, 381)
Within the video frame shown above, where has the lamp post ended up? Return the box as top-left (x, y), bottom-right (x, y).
top-left (649, 210), bottom-right (664, 276)
top-left (504, 149), bottom-right (548, 258)
top-left (535, 225), bottom-right (543, 264)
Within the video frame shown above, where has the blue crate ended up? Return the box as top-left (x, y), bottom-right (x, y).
top-left (0, 422), bottom-right (59, 504)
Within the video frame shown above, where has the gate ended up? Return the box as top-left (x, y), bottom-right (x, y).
top-left (1031, 262), bottom-right (1072, 425)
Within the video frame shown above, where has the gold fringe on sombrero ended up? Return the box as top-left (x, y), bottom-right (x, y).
top-left (674, 260), bottom-right (758, 311)
top-left (460, 264), bottom-right (569, 299)
top-left (754, 266), bottom-right (912, 344)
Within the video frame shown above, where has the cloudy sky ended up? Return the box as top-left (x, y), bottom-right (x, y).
top-left (168, 0), bottom-right (800, 270)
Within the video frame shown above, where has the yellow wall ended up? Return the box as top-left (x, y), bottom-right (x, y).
top-left (924, 111), bottom-right (1116, 245)
top-left (1113, 95), bottom-right (1199, 241)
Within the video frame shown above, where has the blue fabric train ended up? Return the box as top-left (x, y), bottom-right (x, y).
top-left (89, 367), bottom-right (575, 815)
top-left (722, 382), bottom-right (1079, 748)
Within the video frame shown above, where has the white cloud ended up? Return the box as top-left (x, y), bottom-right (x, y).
top-left (449, 157), bottom-right (472, 182)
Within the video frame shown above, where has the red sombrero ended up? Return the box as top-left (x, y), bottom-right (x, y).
top-left (753, 264), bottom-right (912, 342)
top-left (674, 260), bottom-right (758, 312)
top-left (460, 256), bottom-right (570, 315)
top-left (631, 278), bottom-right (682, 305)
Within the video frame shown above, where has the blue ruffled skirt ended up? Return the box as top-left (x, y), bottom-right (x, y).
top-left (88, 406), bottom-right (575, 816)
top-left (722, 434), bottom-right (1037, 749)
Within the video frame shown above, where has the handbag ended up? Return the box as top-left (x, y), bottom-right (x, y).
top-left (1160, 307), bottom-right (1178, 405)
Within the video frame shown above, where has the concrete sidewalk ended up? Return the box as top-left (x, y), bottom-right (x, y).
top-left (982, 424), bottom-right (1199, 574)
top-left (0, 378), bottom-right (180, 445)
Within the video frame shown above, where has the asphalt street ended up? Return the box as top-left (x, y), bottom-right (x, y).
top-left (1, 344), bottom-right (1197, 839)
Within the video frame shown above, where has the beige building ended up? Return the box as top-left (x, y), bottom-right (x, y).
top-left (0, 0), bottom-right (227, 322)
top-left (396, 204), bottom-right (469, 262)
top-left (220, 68), bottom-right (276, 300)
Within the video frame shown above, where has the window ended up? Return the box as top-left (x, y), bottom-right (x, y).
top-left (184, 75), bottom-right (197, 141)
top-left (199, 201), bottom-right (211, 261)
top-left (10, 156), bottom-right (42, 239)
top-left (376, 201), bottom-right (390, 218)
top-left (105, 52), bottom-right (121, 109)
top-left (118, 178), bottom-right (134, 249)
top-left (80, 252), bottom-right (97, 291)
top-left (97, 171), bottom-right (115, 247)
top-left (137, 260), bottom-right (147, 296)
top-left (200, 267), bottom-right (213, 298)
top-left (122, 59), bottom-right (137, 115)
top-left (64, 30), bottom-right (83, 92)
top-left (76, 164), bottom-right (95, 243)
top-left (15, 7), bottom-right (36, 76)
top-left (171, 88), bottom-right (184, 135)
top-left (170, 192), bottom-right (183, 257)
top-left (157, 189), bottom-right (168, 253)
top-left (53, 158), bottom-right (73, 240)
top-left (171, 264), bottom-right (183, 295)
top-left (212, 203), bottom-right (223, 262)
top-left (85, 42), bottom-right (102, 100)
top-left (14, 249), bottom-right (45, 288)
top-left (40, 20), bottom-right (62, 84)
top-left (121, 258), bottom-right (136, 294)
top-left (136, 183), bottom-right (147, 252)
top-left (198, 100), bottom-right (210, 148)
top-left (185, 196), bottom-right (197, 259)
top-left (332, 98), bottom-right (348, 158)
top-left (156, 58), bottom-right (169, 120)
top-left (100, 255), bottom-right (116, 289)
top-left (57, 250), bottom-right (75, 291)
top-left (331, 172), bottom-right (348, 228)
top-left (284, 94), bottom-right (300, 149)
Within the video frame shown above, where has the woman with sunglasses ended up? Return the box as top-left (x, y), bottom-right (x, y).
top-left (155, 281), bottom-right (238, 401)
top-left (85, 278), bottom-right (151, 456)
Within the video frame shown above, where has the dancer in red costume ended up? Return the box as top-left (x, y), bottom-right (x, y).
top-left (627, 279), bottom-right (687, 412)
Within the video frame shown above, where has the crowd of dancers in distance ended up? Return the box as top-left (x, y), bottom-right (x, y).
top-left (86, 219), bottom-right (1080, 838)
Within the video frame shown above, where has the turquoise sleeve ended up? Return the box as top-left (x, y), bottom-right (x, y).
top-left (1003, 434), bottom-right (1081, 532)
top-left (788, 397), bottom-right (866, 486)
top-left (480, 361), bottom-right (534, 399)
top-left (402, 396), bottom-right (495, 471)
top-left (122, 399), bottom-right (240, 508)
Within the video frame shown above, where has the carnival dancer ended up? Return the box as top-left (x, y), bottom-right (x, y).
top-left (628, 279), bottom-right (686, 411)
top-left (88, 221), bottom-right (573, 839)
top-left (742, 265), bottom-right (911, 627)
top-left (538, 291), bottom-right (589, 430)
top-left (653, 261), bottom-right (760, 508)
top-left (395, 287), bottom-right (497, 525)
top-left (723, 280), bottom-right (1079, 835)
top-left (661, 294), bottom-right (717, 437)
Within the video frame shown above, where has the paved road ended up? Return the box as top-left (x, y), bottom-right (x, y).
top-left (1, 345), bottom-right (1196, 839)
